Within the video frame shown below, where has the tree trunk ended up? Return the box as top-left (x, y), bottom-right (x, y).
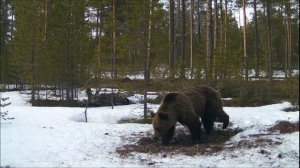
top-left (111, 0), bottom-right (116, 109)
top-left (266, 0), bottom-right (272, 92)
top-left (253, 0), bottom-right (259, 78)
top-left (206, 0), bottom-right (213, 82)
top-left (242, 0), bottom-right (248, 81)
top-left (223, 0), bottom-right (227, 80)
top-left (284, 21), bottom-right (288, 78)
top-left (169, 0), bottom-right (175, 77)
top-left (213, 0), bottom-right (218, 80)
top-left (219, 0), bottom-right (223, 81)
top-left (31, 0), bottom-right (37, 102)
top-left (44, 0), bottom-right (49, 99)
top-left (144, 0), bottom-right (152, 119)
top-left (44, 0), bottom-right (48, 41)
top-left (174, 0), bottom-right (181, 66)
top-left (285, 0), bottom-right (292, 77)
top-left (181, 0), bottom-right (186, 80)
top-left (190, 0), bottom-right (194, 79)
top-left (0, 1), bottom-right (6, 85)
top-left (197, 0), bottom-right (201, 41)
top-left (96, 1), bottom-right (101, 78)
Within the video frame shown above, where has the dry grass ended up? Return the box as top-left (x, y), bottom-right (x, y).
top-left (268, 120), bottom-right (299, 134)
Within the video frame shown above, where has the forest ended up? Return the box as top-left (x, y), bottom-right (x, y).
top-left (0, 0), bottom-right (299, 106)
top-left (1, 1), bottom-right (299, 167)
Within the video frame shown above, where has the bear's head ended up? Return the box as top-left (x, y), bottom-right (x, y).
top-left (150, 111), bottom-right (176, 145)
top-left (215, 110), bottom-right (230, 129)
top-left (222, 113), bottom-right (229, 129)
top-left (150, 93), bottom-right (178, 145)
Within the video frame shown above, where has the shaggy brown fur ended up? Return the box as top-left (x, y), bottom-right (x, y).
top-left (151, 85), bottom-right (229, 145)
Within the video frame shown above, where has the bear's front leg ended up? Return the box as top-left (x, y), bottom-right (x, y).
top-left (161, 126), bottom-right (175, 145)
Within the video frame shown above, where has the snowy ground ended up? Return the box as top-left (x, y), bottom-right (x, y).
top-left (1, 91), bottom-right (299, 167)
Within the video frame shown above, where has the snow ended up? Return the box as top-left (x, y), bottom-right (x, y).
top-left (1, 91), bottom-right (299, 167)
top-left (127, 93), bottom-right (159, 104)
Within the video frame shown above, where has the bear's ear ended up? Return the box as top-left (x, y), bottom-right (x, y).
top-left (150, 111), bottom-right (156, 118)
top-left (164, 93), bottom-right (177, 103)
top-left (158, 112), bottom-right (169, 120)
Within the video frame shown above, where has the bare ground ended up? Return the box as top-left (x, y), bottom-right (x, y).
top-left (268, 120), bottom-right (299, 134)
top-left (116, 121), bottom-right (299, 157)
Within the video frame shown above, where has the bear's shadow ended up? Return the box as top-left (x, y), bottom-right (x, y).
top-left (117, 124), bottom-right (242, 156)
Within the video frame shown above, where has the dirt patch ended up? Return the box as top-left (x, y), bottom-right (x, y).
top-left (116, 122), bottom-right (294, 158)
top-left (225, 137), bottom-right (283, 150)
top-left (117, 126), bottom-right (242, 157)
top-left (31, 99), bottom-right (83, 107)
top-left (118, 118), bottom-right (152, 124)
top-left (282, 105), bottom-right (299, 112)
top-left (268, 121), bottom-right (299, 134)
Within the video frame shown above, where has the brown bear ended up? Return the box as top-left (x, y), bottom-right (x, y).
top-left (150, 85), bottom-right (229, 145)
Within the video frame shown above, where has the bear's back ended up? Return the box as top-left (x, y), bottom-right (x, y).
top-left (179, 86), bottom-right (207, 117)
top-left (179, 85), bottom-right (222, 117)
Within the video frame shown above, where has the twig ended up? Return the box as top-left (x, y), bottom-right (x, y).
top-left (1, 97), bottom-right (9, 101)
top-left (84, 100), bottom-right (88, 123)
top-left (1, 102), bottom-right (11, 107)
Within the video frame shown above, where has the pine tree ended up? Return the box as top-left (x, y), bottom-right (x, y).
top-left (0, 0), bottom-right (11, 84)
